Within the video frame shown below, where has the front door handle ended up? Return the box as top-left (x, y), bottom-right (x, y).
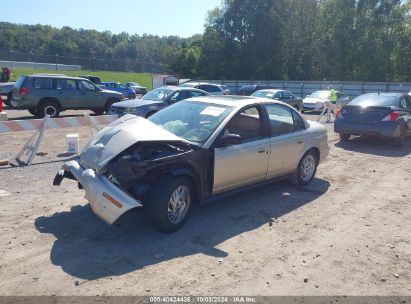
top-left (258, 149), bottom-right (266, 153)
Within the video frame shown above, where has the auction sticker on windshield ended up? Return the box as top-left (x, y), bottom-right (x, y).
top-left (200, 106), bottom-right (226, 117)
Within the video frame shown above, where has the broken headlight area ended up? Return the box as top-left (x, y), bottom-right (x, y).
top-left (104, 141), bottom-right (196, 200)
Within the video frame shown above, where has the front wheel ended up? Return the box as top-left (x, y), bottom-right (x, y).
top-left (147, 176), bottom-right (193, 233)
top-left (289, 150), bottom-right (318, 187)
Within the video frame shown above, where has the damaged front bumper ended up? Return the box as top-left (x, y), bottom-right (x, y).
top-left (53, 160), bottom-right (143, 225)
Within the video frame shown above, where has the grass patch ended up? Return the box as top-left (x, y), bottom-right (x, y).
top-left (7, 68), bottom-right (153, 90)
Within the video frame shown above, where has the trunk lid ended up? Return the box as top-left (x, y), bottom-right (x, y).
top-left (341, 106), bottom-right (393, 124)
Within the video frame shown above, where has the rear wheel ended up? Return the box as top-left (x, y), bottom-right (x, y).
top-left (339, 133), bottom-right (351, 141)
top-left (289, 150), bottom-right (318, 187)
top-left (394, 127), bottom-right (408, 147)
top-left (37, 100), bottom-right (61, 118)
top-left (147, 176), bottom-right (193, 233)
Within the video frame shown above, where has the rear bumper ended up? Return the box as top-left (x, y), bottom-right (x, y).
top-left (334, 120), bottom-right (401, 138)
top-left (54, 160), bottom-right (143, 225)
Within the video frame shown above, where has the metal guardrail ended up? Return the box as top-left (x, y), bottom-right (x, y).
top-left (200, 80), bottom-right (411, 98)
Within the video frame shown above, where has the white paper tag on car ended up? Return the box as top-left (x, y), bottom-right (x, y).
top-left (200, 106), bottom-right (226, 117)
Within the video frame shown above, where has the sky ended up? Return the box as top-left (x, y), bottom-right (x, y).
top-left (1, 0), bottom-right (223, 37)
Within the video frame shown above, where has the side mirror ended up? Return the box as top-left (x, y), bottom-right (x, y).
top-left (218, 134), bottom-right (243, 147)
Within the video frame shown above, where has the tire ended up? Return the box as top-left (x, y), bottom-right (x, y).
top-left (339, 133), bottom-right (351, 141)
top-left (301, 110), bottom-right (305, 114)
top-left (105, 98), bottom-right (118, 113)
top-left (28, 108), bottom-right (38, 116)
top-left (147, 176), bottom-right (193, 233)
top-left (394, 127), bottom-right (407, 147)
top-left (128, 93), bottom-right (136, 99)
top-left (289, 150), bottom-right (318, 187)
top-left (37, 100), bottom-right (61, 118)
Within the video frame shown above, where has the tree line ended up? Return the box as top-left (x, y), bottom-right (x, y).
top-left (1, 0), bottom-right (410, 81)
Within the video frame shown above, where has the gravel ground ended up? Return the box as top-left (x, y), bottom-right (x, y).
top-left (0, 109), bottom-right (410, 296)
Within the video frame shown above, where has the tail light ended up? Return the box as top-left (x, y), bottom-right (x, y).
top-left (20, 87), bottom-right (29, 95)
top-left (223, 90), bottom-right (230, 95)
top-left (335, 110), bottom-right (342, 119)
top-left (381, 111), bottom-right (400, 122)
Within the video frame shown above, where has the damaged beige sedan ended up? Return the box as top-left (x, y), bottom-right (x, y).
top-left (54, 96), bottom-right (329, 232)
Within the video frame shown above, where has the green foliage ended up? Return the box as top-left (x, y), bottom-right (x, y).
top-left (1, 0), bottom-right (410, 82)
top-left (9, 68), bottom-right (153, 90)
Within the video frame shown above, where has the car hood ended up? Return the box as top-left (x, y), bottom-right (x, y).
top-left (303, 97), bottom-right (326, 104)
top-left (112, 99), bottom-right (164, 108)
top-left (79, 114), bottom-right (183, 173)
top-left (100, 89), bottom-right (123, 96)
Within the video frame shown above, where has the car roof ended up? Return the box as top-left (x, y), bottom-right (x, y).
top-left (254, 89), bottom-right (282, 93)
top-left (30, 74), bottom-right (86, 80)
top-left (359, 92), bottom-right (403, 98)
top-left (155, 86), bottom-right (208, 93)
top-left (189, 95), bottom-right (291, 108)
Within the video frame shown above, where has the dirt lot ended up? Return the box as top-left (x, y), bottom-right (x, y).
top-left (0, 109), bottom-right (410, 296)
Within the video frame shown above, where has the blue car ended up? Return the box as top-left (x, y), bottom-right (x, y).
top-left (101, 82), bottom-right (136, 99)
top-left (334, 93), bottom-right (411, 146)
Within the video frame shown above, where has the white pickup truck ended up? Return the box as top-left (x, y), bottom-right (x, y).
top-left (0, 82), bottom-right (15, 107)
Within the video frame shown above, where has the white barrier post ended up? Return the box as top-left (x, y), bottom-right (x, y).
top-left (15, 115), bottom-right (50, 166)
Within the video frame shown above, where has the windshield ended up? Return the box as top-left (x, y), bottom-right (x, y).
top-left (148, 100), bottom-right (234, 144)
top-left (251, 91), bottom-right (276, 98)
top-left (349, 94), bottom-right (397, 107)
top-left (142, 88), bottom-right (174, 101)
top-left (309, 91), bottom-right (330, 99)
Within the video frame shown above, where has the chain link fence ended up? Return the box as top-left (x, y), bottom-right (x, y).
top-left (0, 50), bottom-right (165, 74)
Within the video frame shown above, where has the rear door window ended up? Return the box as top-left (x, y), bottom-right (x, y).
top-left (56, 79), bottom-right (77, 90)
top-left (283, 91), bottom-right (295, 99)
top-left (264, 104), bottom-right (295, 137)
top-left (202, 85), bottom-right (221, 93)
top-left (33, 78), bottom-right (53, 89)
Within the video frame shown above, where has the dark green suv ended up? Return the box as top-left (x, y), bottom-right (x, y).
top-left (12, 74), bottom-right (125, 118)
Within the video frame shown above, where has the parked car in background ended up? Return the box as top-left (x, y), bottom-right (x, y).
top-left (125, 82), bottom-right (148, 96)
top-left (180, 82), bottom-right (230, 95)
top-left (102, 82), bottom-right (136, 99)
top-left (0, 82), bottom-right (15, 106)
top-left (335, 93), bottom-right (411, 146)
top-left (110, 86), bottom-right (209, 118)
top-left (54, 96), bottom-right (328, 232)
top-left (251, 89), bottom-right (303, 111)
top-left (12, 74), bottom-right (124, 118)
top-left (237, 84), bottom-right (276, 96)
top-left (303, 90), bottom-right (349, 113)
top-left (79, 75), bottom-right (106, 90)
